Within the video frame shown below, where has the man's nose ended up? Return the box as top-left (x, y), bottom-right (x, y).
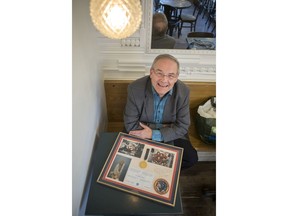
top-left (161, 74), bottom-right (169, 81)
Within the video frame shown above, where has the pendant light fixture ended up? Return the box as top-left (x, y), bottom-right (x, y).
top-left (90, 0), bottom-right (142, 39)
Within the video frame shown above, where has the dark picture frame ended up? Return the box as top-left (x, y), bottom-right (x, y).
top-left (97, 132), bottom-right (183, 206)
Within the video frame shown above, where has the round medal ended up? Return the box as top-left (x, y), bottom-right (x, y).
top-left (154, 178), bottom-right (169, 195)
top-left (139, 161), bottom-right (147, 168)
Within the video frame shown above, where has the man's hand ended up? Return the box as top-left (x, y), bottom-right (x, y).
top-left (129, 122), bottom-right (152, 139)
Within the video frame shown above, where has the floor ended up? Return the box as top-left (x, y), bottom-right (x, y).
top-left (179, 161), bottom-right (216, 216)
top-left (157, 161), bottom-right (216, 216)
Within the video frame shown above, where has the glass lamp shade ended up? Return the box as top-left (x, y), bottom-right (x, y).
top-left (90, 0), bottom-right (142, 39)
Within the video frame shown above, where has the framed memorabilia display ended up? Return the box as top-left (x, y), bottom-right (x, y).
top-left (97, 132), bottom-right (183, 207)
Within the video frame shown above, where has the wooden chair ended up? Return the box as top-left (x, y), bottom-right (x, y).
top-left (162, 4), bottom-right (182, 38)
top-left (205, 1), bottom-right (216, 33)
top-left (179, 5), bottom-right (203, 36)
top-left (153, 0), bottom-right (161, 12)
top-left (201, 0), bottom-right (215, 19)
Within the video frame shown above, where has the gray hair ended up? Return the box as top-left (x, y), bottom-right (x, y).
top-left (151, 54), bottom-right (180, 74)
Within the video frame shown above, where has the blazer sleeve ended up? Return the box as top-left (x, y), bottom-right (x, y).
top-left (123, 84), bottom-right (142, 132)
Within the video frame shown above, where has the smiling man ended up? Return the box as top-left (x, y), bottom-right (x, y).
top-left (124, 54), bottom-right (198, 169)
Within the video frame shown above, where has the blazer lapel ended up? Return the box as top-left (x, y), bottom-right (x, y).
top-left (143, 79), bottom-right (154, 122)
top-left (163, 85), bottom-right (176, 122)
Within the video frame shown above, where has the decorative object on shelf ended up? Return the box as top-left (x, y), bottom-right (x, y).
top-left (121, 38), bottom-right (141, 47)
top-left (90, 0), bottom-right (142, 39)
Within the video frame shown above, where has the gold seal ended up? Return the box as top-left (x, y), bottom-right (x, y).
top-left (139, 161), bottom-right (147, 168)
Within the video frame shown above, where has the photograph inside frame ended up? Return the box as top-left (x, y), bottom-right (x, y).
top-left (97, 132), bottom-right (183, 206)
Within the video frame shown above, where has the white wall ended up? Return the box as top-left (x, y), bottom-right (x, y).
top-left (72, 0), bottom-right (107, 215)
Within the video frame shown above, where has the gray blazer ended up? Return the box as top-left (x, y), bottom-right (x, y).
top-left (124, 76), bottom-right (190, 143)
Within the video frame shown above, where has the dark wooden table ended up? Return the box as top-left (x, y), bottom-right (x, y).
top-left (85, 132), bottom-right (184, 215)
top-left (160, 0), bottom-right (192, 9)
top-left (160, 0), bottom-right (192, 37)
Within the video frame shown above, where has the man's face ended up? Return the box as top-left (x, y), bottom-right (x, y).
top-left (150, 58), bottom-right (178, 97)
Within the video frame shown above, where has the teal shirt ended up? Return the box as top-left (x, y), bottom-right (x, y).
top-left (151, 86), bottom-right (173, 141)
